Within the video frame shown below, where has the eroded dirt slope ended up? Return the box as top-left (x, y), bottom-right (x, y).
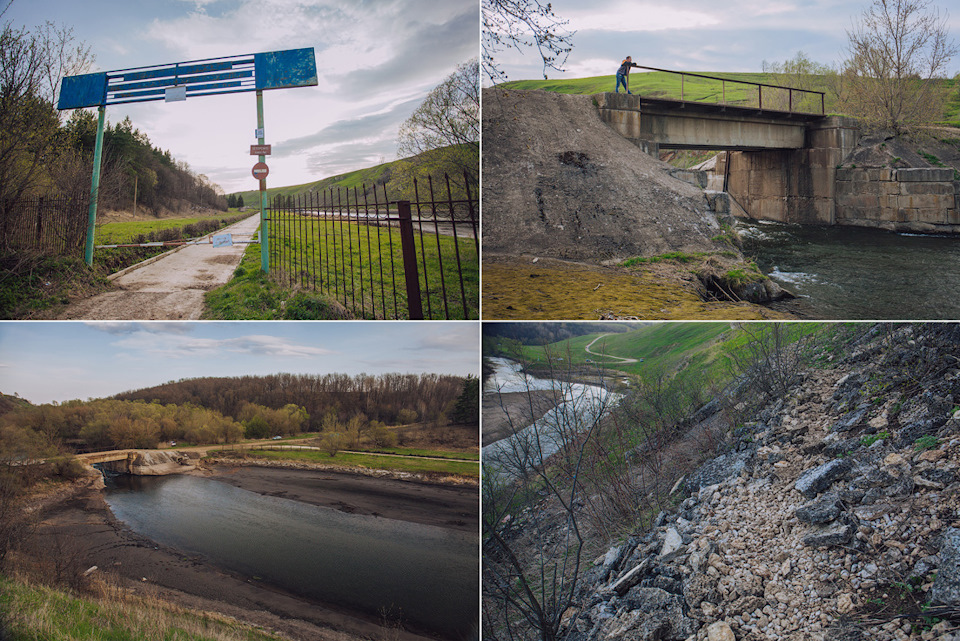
top-left (482, 88), bottom-right (728, 263)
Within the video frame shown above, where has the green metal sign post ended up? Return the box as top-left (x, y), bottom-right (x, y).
top-left (58, 48), bottom-right (318, 271)
top-left (84, 106), bottom-right (106, 266)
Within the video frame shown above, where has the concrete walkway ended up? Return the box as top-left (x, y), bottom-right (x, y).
top-left (57, 214), bottom-right (261, 320)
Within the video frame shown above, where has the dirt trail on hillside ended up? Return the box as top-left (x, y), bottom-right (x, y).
top-left (55, 214), bottom-right (261, 320)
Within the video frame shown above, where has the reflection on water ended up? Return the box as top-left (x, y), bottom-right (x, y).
top-left (740, 220), bottom-right (960, 319)
top-left (105, 474), bottom-right (477, 640)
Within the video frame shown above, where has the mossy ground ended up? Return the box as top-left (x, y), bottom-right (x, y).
top-left (481, 256), bottom-right (791, 320)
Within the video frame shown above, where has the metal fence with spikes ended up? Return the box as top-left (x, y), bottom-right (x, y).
top-left (267, 171), bottom-right (478, 319)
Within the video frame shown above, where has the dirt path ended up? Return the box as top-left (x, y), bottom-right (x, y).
top-left (584, 333), bottom-right (639, 364)
top-left (56, 214), bottom-right (261, 320)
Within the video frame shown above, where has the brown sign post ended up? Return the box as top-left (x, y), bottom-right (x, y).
top-left (250, 144), bottom-right (272, 156)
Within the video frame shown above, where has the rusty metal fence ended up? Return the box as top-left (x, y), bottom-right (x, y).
top-left (267, 171), bottom-right (478, 320)
top-left (633, 64), bottom-right (826, 115)
top-left (0, 194), bottom-right (89, 256)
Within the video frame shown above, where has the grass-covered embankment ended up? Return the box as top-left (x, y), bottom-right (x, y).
top-left (500, 72), bottom-right (960, 125)
top-left (202, 240), bottom-right (350, 320)
top-left (0, 574), bottom-right (287, 641)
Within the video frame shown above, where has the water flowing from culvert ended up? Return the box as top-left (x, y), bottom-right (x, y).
top-left (482, 357), bottom-right (619, 477)
top-left (739, 220), bottom-right (960, 319)
top-left (103, 474), bottom-right (477, 640)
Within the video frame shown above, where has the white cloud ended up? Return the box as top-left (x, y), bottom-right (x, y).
top-left (564, 3), bottom-right (720, 32)
top-left (108, 331), bottom-right (335, 359)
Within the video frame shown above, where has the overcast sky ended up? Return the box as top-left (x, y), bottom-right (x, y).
top-left (0, 322), bottom-right (479, 405)
top-left (5, 0), bottom-right (479, 194)
top-left (488, 0), bottom-right (960, 84)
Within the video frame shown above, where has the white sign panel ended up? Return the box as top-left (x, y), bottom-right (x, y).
top-left (164, 86), bottom-right (187, 102)
top-left (254, 127), bottom-right (264, 139)
top-left (212, 233), bottom-right (233, 248)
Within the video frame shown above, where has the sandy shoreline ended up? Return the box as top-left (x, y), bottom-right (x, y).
top-left (482, 390), bottom-right (560, 446)
top-left (35, 465), bottom-right (478, 641)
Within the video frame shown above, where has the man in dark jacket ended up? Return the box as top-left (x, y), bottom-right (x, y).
top-left (616, 56), bottom-right (640, 94)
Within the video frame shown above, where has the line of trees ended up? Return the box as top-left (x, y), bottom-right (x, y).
top-left (112, 372), bottom-right (471, 429)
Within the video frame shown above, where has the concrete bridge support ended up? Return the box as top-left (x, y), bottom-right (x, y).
top-left (717, 117), bottom-right (860, 224)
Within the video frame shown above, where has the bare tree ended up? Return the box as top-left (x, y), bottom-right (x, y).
top-left (0, 21), bottom-right (92, 223)
top-left (840, 0), bottom-right (958, 133)
top-left (482, 0), bottom-right (575, 83)
top-left (482, 349), bottom-right (613, 641)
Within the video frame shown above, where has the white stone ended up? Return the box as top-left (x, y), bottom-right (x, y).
top-left (707, 621), bottom-right (736, 641)
top-left (659, 527), bottom-right (684, 558)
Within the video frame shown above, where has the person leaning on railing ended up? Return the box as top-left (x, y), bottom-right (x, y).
top-left (616, 56), bottom-right (641, 95)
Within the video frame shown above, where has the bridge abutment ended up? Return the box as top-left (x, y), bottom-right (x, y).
top-left (595, 91), bottom-right (960, 232)
top-left (720, 116), bottom-right (859, 225)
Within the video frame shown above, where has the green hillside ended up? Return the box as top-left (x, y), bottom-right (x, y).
top-left (231, 144), bottom-right (477, 206)
top-left (518, 322), bottom-right (734, 380)
top-left (515, 322), bottom-right (830, 395)
top-left (232, 159), bottom-right (394, 205)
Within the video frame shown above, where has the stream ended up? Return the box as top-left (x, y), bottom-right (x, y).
top-left (740, 219), bottom-right (960, 319)
top-left (482, 357), bottom-right (617, 474)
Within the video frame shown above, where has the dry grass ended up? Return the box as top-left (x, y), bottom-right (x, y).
top-left (0, 571), bottom-right (288, 641)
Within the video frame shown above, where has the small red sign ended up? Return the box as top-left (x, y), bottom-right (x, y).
top-left (250, 144), bottom-right (272, 155)
top-left (252, 162), bottom-right (269, 180)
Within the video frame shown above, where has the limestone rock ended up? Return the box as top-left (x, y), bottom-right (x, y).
top-left (604, 587), bottom-right (697, 641)
top-left (831, 407), bottom-right (868, 433)
top-left (796, 492), bottom-right (843, 524)
top-left (659, 527), bottom-right (684, 559)
top-left (795, 459), bottom-right (851, 498)
top-left (803, 521), bottom-right (854, 548)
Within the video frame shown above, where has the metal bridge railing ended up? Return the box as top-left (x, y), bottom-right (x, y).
top-left (632, 64), bottom-right (826, 115)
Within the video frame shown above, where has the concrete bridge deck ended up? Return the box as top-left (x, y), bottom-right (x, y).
top-left (597, 93), bottom-right (827, 153)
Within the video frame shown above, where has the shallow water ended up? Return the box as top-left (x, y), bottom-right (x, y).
top-left (740, 220), bottom-right (960, 319)
top-left (104, 474), bottom-right (477, 640)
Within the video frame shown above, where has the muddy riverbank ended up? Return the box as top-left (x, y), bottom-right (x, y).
top-left (33, 465), bottom-right (477, 641)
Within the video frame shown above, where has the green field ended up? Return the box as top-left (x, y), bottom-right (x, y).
top-left (97, 217), bottom-right (210, 243)
top-left (352, 446), bottom-right (479, 460)
top-left (513, 322), bottom-right (831, 394)
top-left (501, 72), bottom-right (960, 125)
top-left (234, 448), bottom-right (480, 477)
top-left (268, 213), bottom-right (478, 319)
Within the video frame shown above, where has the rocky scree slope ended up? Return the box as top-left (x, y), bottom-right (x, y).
top-left (482, 89), bottom-right (731, 263)
top-left (565, 325), bottom-right (960, 641)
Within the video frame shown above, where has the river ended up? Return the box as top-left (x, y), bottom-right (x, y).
top-left (740, 219), bottom-right (960, 319)
top-left (482, 357), bottom-right (616, 472)
top-left (103, 474), bottom-right (478, 640)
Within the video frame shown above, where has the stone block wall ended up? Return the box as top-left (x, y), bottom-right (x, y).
top-left (835, 167), bottom-right (960, 233)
